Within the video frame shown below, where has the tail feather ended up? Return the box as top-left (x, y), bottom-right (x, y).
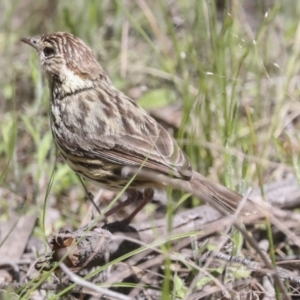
top-left (189, 171), bottom-right (255, 215)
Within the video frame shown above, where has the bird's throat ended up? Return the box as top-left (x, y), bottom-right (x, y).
top-left (50, 68), bottom-right (95, 100)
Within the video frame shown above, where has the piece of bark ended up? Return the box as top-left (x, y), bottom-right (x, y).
top-left (150, 101), bottom-right (182, 129)
top-left (250, 175), bottom-right (300, 209)
top-left (0, 214), bottom-right (36, 261)
top-left (33, 221), bottom-right (141, 273)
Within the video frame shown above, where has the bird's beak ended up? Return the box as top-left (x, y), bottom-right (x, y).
top-left (21, 37), bottom-right (39, 50)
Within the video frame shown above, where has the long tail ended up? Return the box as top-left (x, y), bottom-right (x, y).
top-left (188, 171), bottom-right (255, 215)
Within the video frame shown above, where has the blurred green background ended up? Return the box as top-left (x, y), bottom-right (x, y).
top-left (1, 0), bottom-right (300, 231)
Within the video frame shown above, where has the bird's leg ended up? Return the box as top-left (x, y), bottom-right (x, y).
top-left (77, 175), bottom-right (103, 216)
top-left (104, 190), bottom-right (141, 218)
top-left (122, 188), bottom-right (154, 225)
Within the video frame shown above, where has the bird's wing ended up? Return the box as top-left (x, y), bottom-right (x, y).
top-left (99, 122), bottom-right (192, 180)
top-left (59, 89), bottom-right (192, 180)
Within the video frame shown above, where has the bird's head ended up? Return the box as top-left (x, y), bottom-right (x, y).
top-left (21, 32), bottom-right (105, 89)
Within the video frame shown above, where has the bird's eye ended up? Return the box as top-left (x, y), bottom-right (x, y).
top-left (43, 47), bottom-right (55, 57)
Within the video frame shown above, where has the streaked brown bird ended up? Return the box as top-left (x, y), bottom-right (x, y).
top-left (21, 32), bottom-right (253, 222)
